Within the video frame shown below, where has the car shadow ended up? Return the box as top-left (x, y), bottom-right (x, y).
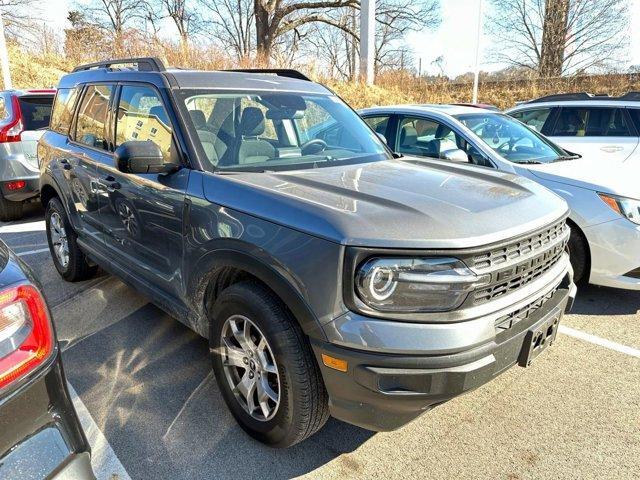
top-left (572, 284), bottom-right (640, 316)
top-left (62, 303), bottom-right (374, 480)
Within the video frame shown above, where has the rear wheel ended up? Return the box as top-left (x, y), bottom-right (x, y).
top-left (568, 228), bottom-right (589, 284)
top-left (45, 197), bottom-right (97, 281)
top-left (210, 281), bottom-right (329, 447)
top-left (0, 193), bottom-right (23, 222)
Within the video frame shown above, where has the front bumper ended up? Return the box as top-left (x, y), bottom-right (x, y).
top-left (585, 218), bottom-right (640, 291)
top-left (313, 271), bottom-right (574, 432)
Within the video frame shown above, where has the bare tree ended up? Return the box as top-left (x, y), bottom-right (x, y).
top-left (81, 0), bottom-right (148, 53)
top-left (488, 0), bottom-right (629, 77)
top-left (253, 0), bottom-right (358, 60)
top-left (199, 0), bottom-right (255, 59)
top-left (0, 0), bottom-right (43, 43)
top-left (158, 0), bottom-right (201, 47)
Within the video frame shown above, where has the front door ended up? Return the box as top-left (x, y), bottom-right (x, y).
top-left (94, 83), bottom-right (189, 299)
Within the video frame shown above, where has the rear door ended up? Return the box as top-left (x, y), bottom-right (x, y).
top-left (17, 93), bottom-right (54, 169)
top-left (94, 82), bottom-right (188, 299)
top-left (547, 106), bottom-right (639, 161)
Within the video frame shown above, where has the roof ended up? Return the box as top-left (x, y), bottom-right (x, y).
top-left (360, 104), bottom-right (498, 117)
top-left (58, 57), bottom-right (331, 95)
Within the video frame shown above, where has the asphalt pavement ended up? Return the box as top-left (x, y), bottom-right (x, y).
top-left (2, 204), bottom-right (638, 480)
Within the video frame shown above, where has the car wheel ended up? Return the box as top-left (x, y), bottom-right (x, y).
top-left (45, 197), bottom-right (97, 281)
top-left (210, 281), bottom-right (329, 447)
top-left (568, 228), bottom-right (589, 284)
top-left (0, 193), bottom-right (23, 222)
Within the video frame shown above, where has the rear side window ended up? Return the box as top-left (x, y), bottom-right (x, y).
top-left (18, 96), bottom-right (53, 130)
top-left (509, 108), bottom-right (551, 132)
top-left (552, 107), bottom-right (631, 137)
top-left (628, 109), bottom-right (640, 133)
top-left (50, 88), bottom-right (79, 135)
top-left (74, 84), bottom-right (113, 150)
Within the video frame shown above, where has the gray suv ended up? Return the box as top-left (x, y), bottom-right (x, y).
top-left (38, 58), bottom-right (575, 447)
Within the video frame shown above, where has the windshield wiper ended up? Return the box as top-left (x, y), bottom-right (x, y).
top-left (554, 153), bottom-right (582, 162)
top-left (517, 160), bottom-right (544, 164)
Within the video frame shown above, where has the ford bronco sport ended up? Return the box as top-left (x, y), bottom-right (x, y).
top-left (38, 58), bottom-right (575, 448)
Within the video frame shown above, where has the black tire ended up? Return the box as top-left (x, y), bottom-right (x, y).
top-left (45, 197), bottom-right (97, 282)
top-left (568, 228), bottom-right (589, 284)
top-left (0, 193), bottom-right (23, 222)
top-left (210, 281), bottom-right (329, 447)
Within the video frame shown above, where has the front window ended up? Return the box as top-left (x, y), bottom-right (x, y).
top-left (456, 113), bottom-right (567, 164)
top-left (180, 90), bottom-right (389, 171)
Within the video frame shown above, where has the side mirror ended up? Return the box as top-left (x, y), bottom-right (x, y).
top-left (376, 132), bottom-right (388, 145)
top-left (115, 141), bottom-right (176, 174)
top-left (441, 148), bottom-right (469, 163)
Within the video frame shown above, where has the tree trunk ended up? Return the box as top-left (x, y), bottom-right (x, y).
top-left (539, 0), bottom-right (569, 78)
top-left (255, 2), bottom-right (274, 62)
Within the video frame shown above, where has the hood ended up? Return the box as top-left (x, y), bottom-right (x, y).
top-left (527, 158), bottom-right (640, 199)
top-left (202, 159), bottom-right (568, 249)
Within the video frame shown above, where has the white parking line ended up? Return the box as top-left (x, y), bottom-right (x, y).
top-left (559, 325), bottom-right (640, 358)
top-left (16, 247), bottom-right (50, 256)
top-left (67, 384), bottom-right (132, 480)
top-left (0, 220), bottom-right (46, 233)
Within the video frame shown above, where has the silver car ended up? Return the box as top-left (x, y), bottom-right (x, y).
top-left (0, 89), bottom-right (55, 221)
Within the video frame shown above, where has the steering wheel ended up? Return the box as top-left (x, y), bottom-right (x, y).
top-left (301, 138), bottom-right (328, 155)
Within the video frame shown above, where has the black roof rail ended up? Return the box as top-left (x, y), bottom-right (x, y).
top-left (224, 68), bottom-right (311, 81)
top-left (527, 91), bottom-right (640, 104)
top-left (72, 57), bottom-right (166, 73)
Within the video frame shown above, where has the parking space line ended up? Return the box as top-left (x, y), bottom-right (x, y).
top-left (16, 247), bottom-right (50, 256)
top-left (67, 383), bottom-right (132, 480)
top-left (0, 220), bottom-right (46, 233)
top-left (559, 325), bottom-right (640, 358)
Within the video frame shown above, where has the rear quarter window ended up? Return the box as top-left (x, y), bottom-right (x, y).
top-left (18, 96), bottom-right (53, 130)
top-left (50, 88), bottom-right (79, 135)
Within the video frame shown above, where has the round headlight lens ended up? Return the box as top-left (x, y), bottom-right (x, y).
top-left (368, 266), bottom-right (397, 301)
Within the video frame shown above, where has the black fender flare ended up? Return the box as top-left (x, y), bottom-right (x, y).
top-left (188, 245), bottom-right (326, 341)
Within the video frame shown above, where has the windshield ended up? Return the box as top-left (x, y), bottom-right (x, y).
top-left (455, 113), bottom-right (567, 164)
top-left (180, 90), bottom-right (390, 171)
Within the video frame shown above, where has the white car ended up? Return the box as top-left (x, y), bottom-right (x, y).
top-left (359, 104), bottom-right (640, 290)
top-left (505, 92), bottom-right (640, 164)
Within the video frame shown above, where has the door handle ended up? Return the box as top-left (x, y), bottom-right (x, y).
top-left (60, 158), bottom-right (72, 170)
top-left (600, 145), bottom-right (623, 153)
top-left (101, 176), bottom-right (121, 192)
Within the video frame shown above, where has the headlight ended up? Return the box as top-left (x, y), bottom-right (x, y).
top-left (354, 257), bottom-right (489, 313)
top-left (598, 193), bottom-right (640, 225)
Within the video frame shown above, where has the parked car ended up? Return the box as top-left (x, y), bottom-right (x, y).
top-left (0, 239), bottom-right (94, 479)
top-left (360, 104), bottom-right (640, 290)
top-left (0, 89), bottom-right (56, 221)
top-left (505, 92), bottom-right (640, 163)
top-left (39, 57), bottom-right (574, 448)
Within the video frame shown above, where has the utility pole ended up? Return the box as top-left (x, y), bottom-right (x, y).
top-left (472, 0), bottom-right (483, 103)
top-left (360, 0), bottom-right (375, 85)
top-left (0, 13), bottom-right (11, 90)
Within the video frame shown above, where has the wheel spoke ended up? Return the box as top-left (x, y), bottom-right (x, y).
top-left (223, 338), bottom-right (246, 368)
top-left (257, 376), bottom-right (278, 403)
top-left (230, 318), bottom-right (253, 353)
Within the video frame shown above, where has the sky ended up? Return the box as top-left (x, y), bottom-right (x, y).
top-left (42, 0), bottom-right (640, 77)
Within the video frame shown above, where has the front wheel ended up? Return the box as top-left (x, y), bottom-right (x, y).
top-left (45, 197), bottom-right (97, 282)
top-left (568, 228), bottom-right (589, 284)
top-left (210, 281), bottom-right (329, 447)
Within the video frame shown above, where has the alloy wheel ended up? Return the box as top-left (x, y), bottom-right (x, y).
top-left (49, 212), bottom-right (69, 268)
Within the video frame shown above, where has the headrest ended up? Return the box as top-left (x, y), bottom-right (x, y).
top-left (400, 125), bottom-right (417, 146)
top-left (149, 105), bottom-right (169, 126)
top-left (240, 107), bottom-right (265, 137)
top-left (189, 109), bottom-right (207, 129)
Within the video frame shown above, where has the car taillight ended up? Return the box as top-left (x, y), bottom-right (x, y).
top-left (6, 180), bottom-right (26, 191)
top-left (0, 95), bottom-right (23, 143)
top-left (0, 284), bottom-right (54, 390)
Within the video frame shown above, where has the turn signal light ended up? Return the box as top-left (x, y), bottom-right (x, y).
top-left (321, 354), bottom-right (348, 372)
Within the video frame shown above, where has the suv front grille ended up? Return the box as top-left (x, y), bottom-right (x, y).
top-left (472, 220), bottom-right (568, 271)
top-left (471, 220), bottom-right (569, 305)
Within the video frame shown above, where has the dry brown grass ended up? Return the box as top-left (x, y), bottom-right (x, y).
top-left (5, 44), bottom-right (640, 110)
